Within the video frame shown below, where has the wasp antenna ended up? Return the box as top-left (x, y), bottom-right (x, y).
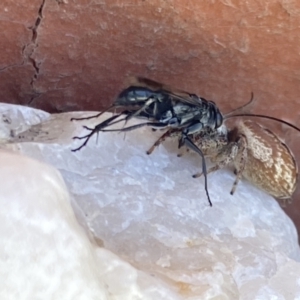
top-left (224, 92), bottom-right (254, 117)
top-left (225, 114), bottom-right (300, 133)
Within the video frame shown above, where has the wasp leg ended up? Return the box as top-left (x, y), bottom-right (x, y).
top-left (71, 114), bottom-right (121, 152)
top-left (100, 122), bottom-right (168, 132)
top-left (101, 98), bottom-right (155, 128)
top-left (127, 98), bottom-right (156, 120)
top-left (72, 121), bottom-right (168, 152)
top-left (70, 105), bottom-right (115, 122)
top-left (93, 114), bottom-right (123, 129)
top-left (88, 113), bottom-right (131, 131)
top-left (71, 126), bottom-right (98, 152)
top-left (72, 110), bottom-right (136, 132)
top-left (182, 135), bottom-right (212, 207)
top-left (192, 164), bottom-right (221, 178)
top-left (84, 109), bottom-right (155, 132)
top-left (113, 98), bottom-right (158, 131)
top-left (192, 143), bottom-right (238, 180)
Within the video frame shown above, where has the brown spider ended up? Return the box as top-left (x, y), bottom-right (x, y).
top-left (146, 120), bottom-right (298, 201)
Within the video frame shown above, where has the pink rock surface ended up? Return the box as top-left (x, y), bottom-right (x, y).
top-left (1, 0), bottom-right (300, 236)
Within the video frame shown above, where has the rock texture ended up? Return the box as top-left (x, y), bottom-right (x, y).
top-left (0, 150), bottom-right (181, 300)
top-left (1, 103), bottom-right (300, 299)
top-left (1, 1), bottom-right (300, 237)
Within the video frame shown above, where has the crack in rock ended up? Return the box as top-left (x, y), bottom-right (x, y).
top-left (23, 0), bottom-right (46, 105)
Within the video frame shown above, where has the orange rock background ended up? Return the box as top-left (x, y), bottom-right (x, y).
top-left (1, 0), bottom-right (300, 234)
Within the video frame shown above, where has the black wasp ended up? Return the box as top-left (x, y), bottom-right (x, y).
top-left (71, 77), bottom-right (224, 206)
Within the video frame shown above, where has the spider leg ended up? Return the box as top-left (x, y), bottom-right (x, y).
top-left (146, 129), bottom-right (180, 155)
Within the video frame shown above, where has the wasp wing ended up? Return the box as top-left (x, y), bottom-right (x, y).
top-left (128, 76), bottom-right (211, 108)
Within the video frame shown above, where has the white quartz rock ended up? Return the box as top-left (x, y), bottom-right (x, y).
top-left (0, 150), bottom-right (178, 300)
top-left (0, 103), bottom-right (49, 141)
top-left (1, 103), bottom-right (300, 299)
top-left (0, 151), bottom-right (107, 299)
